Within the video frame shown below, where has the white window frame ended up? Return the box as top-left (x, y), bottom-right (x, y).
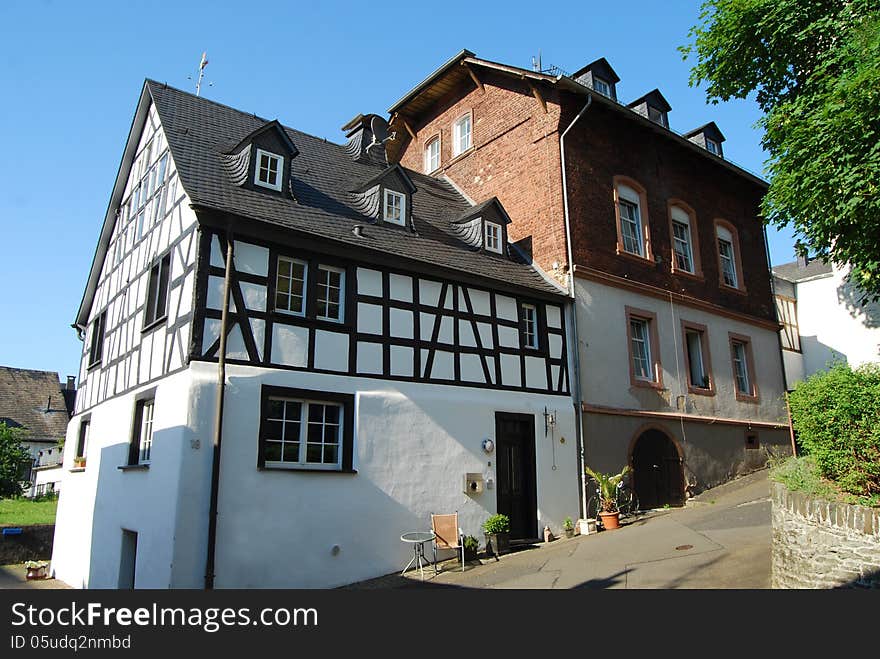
top-left (685, 329), bottom-right (709, 389)
top-left (617, 185), bottom-right (645, 257)
top-left (453, 113), bottom-right (472, 157)
top-left (732, 341), bottom-right (751, 395)
top-left (593, 76), bottom-right (611, 97)
top-left (670, 207), bottom-right (695, 274)
top-left (705, 138), bottom-right (720, 155)
top-left (717, 228), bottom-right (739, 288)
top-left (136, 398), bottom-right (154, 464)
top-left (629, 317), bottom-right (653, 381)
top-left (424, 136), bottom-right (440, 173)
top-left (383, 189), bottom-right (406, 226)
top-left (522, 303), bottom-right (538, 350)
top-left (316, 265), bottom-right (345, 323)
top-left (254, 148), bottom-right (283, 191)
top-left (263, 397), bottom-right (343, 471)
top-left (275, 256), bottom-right (308, 316)
top-left (485, 221), bottom-right (503, 254)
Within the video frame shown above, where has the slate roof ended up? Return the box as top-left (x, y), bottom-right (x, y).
top-left (772, 259), bottom-right (833, 283)
top-left (146, 81), bottom-right (565, 298)
top-left (0, 367), bottom-right (71, 443)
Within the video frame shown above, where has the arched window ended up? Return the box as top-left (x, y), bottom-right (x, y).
top-left (668, 201), bottom-right (701, 277)
top-left (613, 177), bottom-right (652, 260)
top-left (714, 220), bottom-right (745, 291)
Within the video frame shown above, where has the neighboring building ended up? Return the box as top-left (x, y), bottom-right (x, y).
top-left (0, 366), bottom-right (75, 497)
top-left (773, 257), bottom-right (880, 388)
top-left (387, 51), bottom-right (791, 509)
top-left (52, 81), bottom-right (577, 588)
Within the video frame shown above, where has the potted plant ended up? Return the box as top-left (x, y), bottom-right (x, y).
top-left (585, 464), bottom-right (632, 530)
top-left (562, 516), bottom-right (575, 538)
top-left (482, 513), bottom-right (510, 558)
top-left (463, 535), bottom-right (480, 562)
top-left (73, 456), bottom-right (86, 469)
top-left (24, 560), bottom-right (49, 580)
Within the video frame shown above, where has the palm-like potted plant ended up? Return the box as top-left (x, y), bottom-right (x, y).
top-left (585, 464), bottom-right (632, 530)
top-left (482, 513), bottom-right (510, 558)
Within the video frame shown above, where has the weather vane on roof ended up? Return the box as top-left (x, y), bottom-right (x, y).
top-left (188, 51), bottom-right (213, 96)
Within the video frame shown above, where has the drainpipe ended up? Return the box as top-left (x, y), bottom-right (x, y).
top-left (205, 231), bottom-right (233, 590)
top-left (559, 94), bottom-right (592, 519)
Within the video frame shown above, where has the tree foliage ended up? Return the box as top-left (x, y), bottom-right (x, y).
top-left (787, 363), bottom-right (880, 497)
top-left (0, 422), bottom-right (31, 499)
top-left (682, 1), bottom-right (880, 300)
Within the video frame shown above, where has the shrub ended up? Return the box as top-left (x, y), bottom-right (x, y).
top-left (482, 514), bottom-right (510, 534)
top-left (463, 535), bottom-right (479, 552)
top-left (787, 363), bottom-right (880, 497)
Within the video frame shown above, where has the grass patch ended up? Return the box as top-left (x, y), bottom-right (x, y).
top-left (769, 454), bottom-right (880, 508)
top-left (0, 496), bottom-right (59, 526)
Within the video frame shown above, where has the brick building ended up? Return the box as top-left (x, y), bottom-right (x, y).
top-left (386, 50), bottom-right (791, 512)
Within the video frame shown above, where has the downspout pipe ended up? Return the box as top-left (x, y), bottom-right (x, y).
top-left (205, 231), bottom-right (233, 590)
top-left (560, 94), bottom-right (592, 519)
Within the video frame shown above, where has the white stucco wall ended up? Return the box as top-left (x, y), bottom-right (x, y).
top-left (791, 267), bottom-right (880, 382)
top-left (575, 278), bottom-right (787, 423)
top-left (51, 368), bottom-right (213, 589)
top-left (206, 361), bottom-right (577, 589)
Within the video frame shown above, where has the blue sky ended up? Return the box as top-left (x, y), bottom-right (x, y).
top-left (0, 0), bottom-right (798, 381)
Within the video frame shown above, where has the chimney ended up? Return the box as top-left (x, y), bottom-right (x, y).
top-left (66, 375), bottom-right (76, 390)
top-left (797, 253), bottom-right (810, 268)
top-left (342, 114), bottom-right (389, 166)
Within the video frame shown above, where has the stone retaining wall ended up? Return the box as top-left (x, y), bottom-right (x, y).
top-left (0, 525), bottom-right (55, 565)
top-left (771, 481), bottom-right (880, 588)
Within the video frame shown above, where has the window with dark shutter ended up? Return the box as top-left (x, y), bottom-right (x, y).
top-left (144, 254), bottom-right (171, 328)
top-left (88, 312), bottom-right (106, 368)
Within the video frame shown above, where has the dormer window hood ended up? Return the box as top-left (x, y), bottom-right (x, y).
top-left (627, 89), bottom-right (672, 129)
top-left (342, 113), bottom-right (395, 166)
top-left (220, 119), bottom-right (299, 197)
top-left (684, 122), bottom-right (726, 158)
top-left (571, 57), bottom-right (620, 101)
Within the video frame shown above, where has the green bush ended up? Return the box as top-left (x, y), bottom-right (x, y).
top-left (463, 535), bottom-right (479, 552)
top-left (482, 514), bottom-right (510, 534)
top-left (787, 363), bottom-right (880, 497)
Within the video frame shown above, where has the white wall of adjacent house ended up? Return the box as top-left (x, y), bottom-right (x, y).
top-left (574, 278), bottom-right (787, 423)
top-left (51, 368), bottom-right (213, 589)
top-left (75, 100), bottom-right (197, 414)
top-left (789, 266), bottom-right (880, 383)
top-left (206, 361), bottom-right (577, 589)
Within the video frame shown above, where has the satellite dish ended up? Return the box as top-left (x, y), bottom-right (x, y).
top-left (370, 115), bottom-right (391, 143)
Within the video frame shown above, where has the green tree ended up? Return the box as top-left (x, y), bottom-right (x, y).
top-left (682, 1), bottom-right (880, 300)
top-left (0, 422), bottom-right (31, 498)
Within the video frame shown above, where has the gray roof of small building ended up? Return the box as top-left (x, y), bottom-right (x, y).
top-left (0, 367), bottom-right (71, 443)
top-left (146, 81), bottom-right (565, 298)
top-left (772, 259), bottom-right (833, 283)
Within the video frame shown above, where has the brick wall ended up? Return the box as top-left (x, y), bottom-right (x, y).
top-left (564, 101), bottom-right (775, 322)
top-left (771, 481), bottom-right (880, 588)
top-left (396, 71), bottom-right (568, 281)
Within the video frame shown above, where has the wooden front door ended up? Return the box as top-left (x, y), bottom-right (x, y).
top-left (495, 412), bottom-right (537, 541)
top-left (632, 429), bottom-right (684, 509)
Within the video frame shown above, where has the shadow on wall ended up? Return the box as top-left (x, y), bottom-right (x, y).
top-left (837, 277), bottom-right (880, 329)
top-left (836, 567), bottom-right (880, 589)
top-left (799, 335), bottom-right (849, 375)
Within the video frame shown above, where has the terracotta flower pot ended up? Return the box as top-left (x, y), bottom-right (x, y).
top-left (599, 511), bottom-right (621, 530)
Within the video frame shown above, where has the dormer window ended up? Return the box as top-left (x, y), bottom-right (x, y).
top-left (648, 106), bottom-right (667, 127)
top-left (255, 149), bottom-right (283, 191)
top-left (593, 77), bottom-right (612, 97)
top-left (485, 221), bottom-right (502, 254)
top-left (705, 138), bottom-right (720, 155)
top-left (383, 189), bottom-right (406, 226)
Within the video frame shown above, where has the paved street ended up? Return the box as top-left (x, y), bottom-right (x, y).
top-left (353, 468), bottom-right (773, 589)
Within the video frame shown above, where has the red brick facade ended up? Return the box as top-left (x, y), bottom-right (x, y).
top-left (392, 67), bottom-right (774, 324)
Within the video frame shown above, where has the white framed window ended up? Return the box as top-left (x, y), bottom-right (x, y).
top-left (383, 189), bottom-right (406, 226)
top-left (316, 265), bottom-right (345, 322)
top-left (629, 318), bottom-right (653, 381)
top-left (670, 206), bottom-right (695, 273)
top-left (717, 225), bottom-right (738, 288)
top-left (453, 113), bottom-right (472, 156)
top-left (75, 420), bottom-right (90, 462)
top-left (593, 77), bottom-right (611, 97)
top-left (485, 221), bottom-right (502, 254)
top-left (424, 137), bottom-right (440, 173)
top-left (732, 341), bottom-right (751, 395)
top-left (705, 138), bottom-right (720, 155)
top-left (617, 185), bottom-right (644, 257)
top-left (275, 256), bottom-right (308, 315)
top-left (263, 398), bottom-right (343, 470)
top-left (684, 326), bottom-right (711, 391)
top-left (521, 303), bottom-right (538, 349)
top-left (133, 398), bottom-right (154, 464)
top-left (255, 148), bottom-right (283, 191)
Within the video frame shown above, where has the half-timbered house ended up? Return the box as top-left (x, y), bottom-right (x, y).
top-left (51, 81), bottom-right (577, 588)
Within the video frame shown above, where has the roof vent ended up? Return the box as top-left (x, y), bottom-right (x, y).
top-left (352, 225), bottom-right (367, 238)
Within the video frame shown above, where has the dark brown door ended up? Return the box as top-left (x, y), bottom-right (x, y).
top-left (495, 412), bottom-right (537, 541)
top-left (632, 429), bottom-right (684, 509)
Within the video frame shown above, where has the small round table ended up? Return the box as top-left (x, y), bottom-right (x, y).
top-left (400, 531), bottom-right (436, 580)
